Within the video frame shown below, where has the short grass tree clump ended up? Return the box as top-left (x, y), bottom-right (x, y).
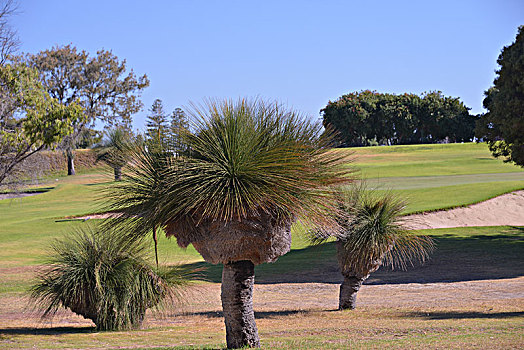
top-left (313, 186), bottom-right (434, 310)
top-left (30, 224), bottom-right (190, 331)
top-left (105, 98), bottom-right (353, 348)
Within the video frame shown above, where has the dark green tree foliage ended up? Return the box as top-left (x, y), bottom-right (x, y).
top-left (146, 100), bottom-right (188, 155)
top-left (476, 26), bottom-right (524, 166)
top-left (169, 107), bottom-right (188, 155)
top-left (28, 45), bottom-right (149, 174)
top-left (322, 90), bottom-right (476, 146)
top-left (146, 98), bottom-right (169, 151)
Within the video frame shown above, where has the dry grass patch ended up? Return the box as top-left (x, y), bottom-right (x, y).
top-left (1, 278), bottom-right (522, 349)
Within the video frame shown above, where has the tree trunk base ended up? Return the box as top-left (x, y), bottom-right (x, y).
top-left (67, 149), bottom-right (76, 176)
top-left (339, 275), bottom-right (365, 310)
top-left (221, 260), bottom-right (260, 349)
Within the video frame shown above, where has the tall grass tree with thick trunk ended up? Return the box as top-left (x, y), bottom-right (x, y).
top-left (105, 98), bottom-right (353, 348)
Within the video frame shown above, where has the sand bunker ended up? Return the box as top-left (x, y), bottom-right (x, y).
top-left (406, 190), bottom-right (524, 229)
top-left (0, 192), bottom-right (42, 200)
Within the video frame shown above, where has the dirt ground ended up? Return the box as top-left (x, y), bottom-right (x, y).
top-left (1, 276), bottom-right (522, 330)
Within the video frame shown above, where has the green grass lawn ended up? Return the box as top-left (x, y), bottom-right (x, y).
top-left (347, 142), bottom-right (524, 213)
top-left (1, 225), bottom-right (522, 349)
top-left (1, 143), bottom-right (522, 269)
top-left (347, 142), bottom-right (524, 178)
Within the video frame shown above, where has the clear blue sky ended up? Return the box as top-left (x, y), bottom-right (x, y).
top-left (14, 0), bottom-right (524, 131)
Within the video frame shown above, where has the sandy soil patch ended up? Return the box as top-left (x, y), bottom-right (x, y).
top-left (0, 192), bottom-right (42, 200)
top-left (406, 190), bottom-right (524, 229)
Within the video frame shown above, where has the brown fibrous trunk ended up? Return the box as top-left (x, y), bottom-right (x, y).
top-left (338, 274), bottom-right (366, 310)
top-left (221, 260), bottom-right (260, 349)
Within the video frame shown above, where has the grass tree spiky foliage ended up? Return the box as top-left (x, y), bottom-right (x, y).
top-left (313, 185), bottom-right (434, 310)
top-left (101, 138), bottom-right (174, 267)
top-left (30, 224), bottom-right (192, 331)
top-left (104, 98), bottom-right (353, 348)
top-left (94, 127), bottom-right (133, 181)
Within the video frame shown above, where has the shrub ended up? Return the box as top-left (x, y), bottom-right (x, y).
top-left (31, 224), bottom-right (191, 331)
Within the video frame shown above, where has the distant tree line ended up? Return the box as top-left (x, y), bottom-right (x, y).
top-left (322, 90), bottom-right (479, 147)
top-left (145, 98), bottom-right (188, 155)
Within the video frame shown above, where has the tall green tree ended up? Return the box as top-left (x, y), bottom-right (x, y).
top-left (0, 62), bottom-right (84, 185)
top-left (476, 26), bottom-right (524, 166)
top-left (105, 98), bottom-right (353, 349)
top-left (145, 99), bottom-right (169, 151)
top-left (168, 107), bottom-right (188, 155)
top-left (28, 45), bottom-right (149, 175)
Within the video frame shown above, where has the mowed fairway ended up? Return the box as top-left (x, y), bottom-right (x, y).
top-left (0, 143), bottom-right (523, 349)
top-left (347, 143), bottom-right (524, 213)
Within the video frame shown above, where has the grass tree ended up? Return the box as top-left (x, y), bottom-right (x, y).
top-left (105, 98), bottom-right (352, 348)
top-left (94, 127), bottom-right (133, 181)
top-left (30, 224), bottom-right (191, 331)
top-left (316, 187), bottom-right (434, 310)
top-left (105, 142), bottom-right (173, 267)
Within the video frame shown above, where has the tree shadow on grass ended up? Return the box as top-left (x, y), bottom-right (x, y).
top-left (0, 326), bottom-right (95, 336)
top-left (182, 227), bottom-right (524, 285)
top-left (85, 181), bottom-right (116, 187)
top-left (181, 310), bottom-right (311, 319)
top-left (405, 311), bottom-right (524, 320)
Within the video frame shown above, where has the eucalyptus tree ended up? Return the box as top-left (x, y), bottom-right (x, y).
top-left (28, 45), bottom-right (149, 175)
top-left (0, 62), bottom-right (84, 185)
top-left (105, 98), bottom-right (353, 348)
top-left (313, 187), bottom-right (434, 310)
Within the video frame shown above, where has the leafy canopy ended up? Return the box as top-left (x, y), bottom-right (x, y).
top-left (322, 90), bottom-right (476, 146)
top-left (0, 62), bottom-right (84, 185)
